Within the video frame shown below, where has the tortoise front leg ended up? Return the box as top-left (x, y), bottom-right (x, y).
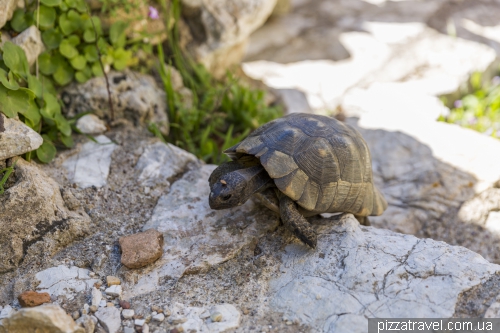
top-left (278, 193), bottom-right (317, 248)
top-left (355, 215), bottom-right (371, 226)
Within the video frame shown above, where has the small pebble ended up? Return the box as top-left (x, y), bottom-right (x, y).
top-left (286, 320), bottom-right (293, 325)
top-left (153, 313), bottom-right (165, 322)
top-left (107, 302), bottom-right (115, 307)
top-left (164, 308), bottom-right (171, 316)
top-left (242, 308), bottom-right (250, 315)
top-left (90, 305), bottom-right (98, 313)
top-left (106, 276), bottom-right (121, 286)
top-left (122, 309), bottom-right (135, 319)
top-left (199, 310), bottom-right (210, 319)
top-left (135, 319), bottom-right (145, 326)
top-left (151, 305), bottom-right (162, 313)
top-left (145, 314), bottom-right (152, 323)
top-left (151, 311), bottom-right (157, 316)
top-left (171, 318), bottom-right (187, 325)
top-left (120, 300), bottom-right (131, 309)
top-left (72, 310), bottom-right (80, 320)
top-left (210, 312), bottom-right (223, 322)
top-left (124, 328), bottom-right (135, 333)
top-left (142, 323), bottom-right (149, 333)
top-left (89, 272), bottom-right (96, 277)
top-left (105, 285), bottom-right (122, 298)
top-left (170, 327), bottom-right (184, 333)
top-left (82, 304), bottom-right (89, 315)
top-left (99, 300), bottom-right (106, 307)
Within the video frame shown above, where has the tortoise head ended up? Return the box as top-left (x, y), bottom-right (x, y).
top-left (209, 167), bottom-right (249, 209)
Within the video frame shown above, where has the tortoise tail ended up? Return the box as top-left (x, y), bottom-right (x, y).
top-left (371, 186), bottom-right (388, 216)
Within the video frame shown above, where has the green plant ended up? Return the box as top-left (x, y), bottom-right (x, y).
top-left (439, 72), bottom-right (500, 138)
top-left (7, 0), bottom-right (137, 86)
top-left (0, 159), bottom-right (17, 195)
top-left (0, 41), bottom-right (73, 162)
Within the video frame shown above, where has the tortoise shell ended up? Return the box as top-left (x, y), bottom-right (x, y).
top-left (224, 113), bottom-right (387, 216)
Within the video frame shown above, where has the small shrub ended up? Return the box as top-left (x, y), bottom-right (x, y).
top-left (439, 72), bottom-right (500, 138)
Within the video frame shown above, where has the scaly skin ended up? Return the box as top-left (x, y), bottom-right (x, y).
top-left (278, 192), bottom-right (317, 248)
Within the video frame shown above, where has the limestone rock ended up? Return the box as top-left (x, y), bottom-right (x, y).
top-left (106, 276), bottom-right (120, 286)
top-left (135, 141), bottom-right (198, 190)
top-left (104, 285), bottom-right (121, 298)
top-left (168, 303), bottom-right (241, 333)
top-left (35, 266), bottom-right (100, 300)
top-left (181, 0), bottom-right (278, 77)
top-left (62, 135), bottom-right (117, 189)
top-left (0, 114), bottom-right (43, 161)
top-left (0, 0), bottom-right (23, 30)
top-left (75, 314), bottom-right (97, 333)
top-left (0, 159), bottom-right (91, 273)
top-left (275, 88), bottom-right (312, 115)
top-left (269, 215), bottom-right (500, 332)
top-left (75, 114), bottom-right (107, 134)
top-left (94, 307), bottom-right (121, 333)
top-left (11, 26), bottom-right (45, 66)
top-left (119, 229), bottom-right (164, 269)
top-left (61, 70), bottom-right (168, 134)
top-left (123, 165), bottom-right (280, 299)
top-left (0, 304), bottom-right (84, 333)
top-left (18, 291), bottom-right (51, 307)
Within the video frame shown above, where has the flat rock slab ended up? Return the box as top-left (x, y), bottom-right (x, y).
top-left (269, 215), bottom-right (500, 332)
top-left (35, 266), bottom-right (100, 300)
top-left (123, 165), bottom-right (280, 298)
top-left (170, 303), bottom-right (241, 333)
top-left (62, 135), bottom-right (117, 189)
top-left (94, 307), bottom-right (121, 333)
top-left (0, 114), bottom-right (43, 161)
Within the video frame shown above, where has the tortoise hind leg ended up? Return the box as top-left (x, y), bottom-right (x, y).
top-left (355, 215), bottom-right (371, 226)
top-left (278, 194), bottom-right (317, 248)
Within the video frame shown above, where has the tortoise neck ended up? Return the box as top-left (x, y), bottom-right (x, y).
top-left (232, 165), bottom-right (274, 199)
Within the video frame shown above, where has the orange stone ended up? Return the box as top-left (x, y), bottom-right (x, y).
top-left (18, 291), bottom-right (51, 307)
top-left (119, 229), bottom-right (164, 269)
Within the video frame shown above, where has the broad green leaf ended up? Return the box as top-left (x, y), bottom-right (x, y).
top-left (75, 70), bottom-right (89, 83)
top-left (70, 55), bottom-right (86, 70)
top-left (109, 21), bottom-right (127, 48)
top-left (75, 0), bottom-right (88, 12)
top-left (59, 10), bottom-right (80, 36)
top-left (10, 9), bottom-right (31, 32)
top-left (41, 93), bottom-right (60, 119)
top-left (27, 75), bottom-right (43, 98)
top-left (42, 28), bottom-right (63, 49)
top-left (55, 113), bottom-right (71, 136)
top-left (18, 92), bottom-right (41, 125)
top-left (39, 51), bottom-right (60, 75)
top-left (60, 133), bottom-right (74, 148)
top-left (84, 44), bottom-right (98, 62)
top-left (59, 39), bottom-right (78, 59)
top-left (36, 139), bottom-right (57, 163)
top-left (52, 61), bottom-right (74, 85)
top-left (111, 48), bottom-right (132, 70)
top-left (41, 0), bottom-right (62, 6)
top-left (83, 16), bottom-right (102, 35)
top-left (67, 34), bottom-right (80, 46)
top-left (91, 61), bottom-right (103, 77)
top-left (59, 2), bottom-right (69, 11)
top-left (0, 84), bottom-right (32, 118)
top-left (34, 5), bottom-right (56, 30)
top-left (83, 28), bottom-right (96, 43)
top-left (2, 42), bottom-right (29, 79)
top-left (0, 68), bottom-right (20, 90)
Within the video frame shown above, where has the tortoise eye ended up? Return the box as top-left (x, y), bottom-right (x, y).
top-left (222, 194), bottom-right (232, 201)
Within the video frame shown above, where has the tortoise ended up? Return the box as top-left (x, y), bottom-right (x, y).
top-left (208, 113), bottom-right (387, 248)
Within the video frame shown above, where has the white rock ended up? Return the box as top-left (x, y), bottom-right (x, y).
top-left (11, 26), bottom-right (45, 66)
top-left (94, 307), bottom-right (121, 333)
top-left (269, 215), bottom-right (500, 332)
top-left (0, 304), bottom-right (84, 333)
top-left (134, 318), bottom-right (145, 326)
top-left (0, 0), bottom-right (23, 30)
top-left (91, 287), bottom-right (102, 307)
top-left (485, 295), bottom-right (500, 318)
top-left (485, 212), bottom-right (500, 234)
top-left (0, 113), bottom-right (43, 161)
top-left (75, 314), bottom-right (97, 333)
top-left (35, 266), bottom-right (100, 300)
top-left (168, 303), bottom-right (241, 333)
top-left (0, 305), bottom-right (14, 319)
top-left (152, 313), bottom-right (165, 322)
top-left (207, 305), bottom-right (241, 332)
top-left (124, 165), bottom-right (279, 299)
top-left (142, 323), bottom-right (149, 333)
top-left (99, 300), bottom-right (106, 308)
top-left (123, 328), bottom-right (135, 333)
top-left (104, 285), bottom-right (122, 298)
top-left (75, 114), bottom-right (107, 134)
top-left (62, 135), bottom-right (117, 189)
top-left (135, 141), bottom-right (198, 188)
top-left (121, 309), bottom-right (134, 319)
